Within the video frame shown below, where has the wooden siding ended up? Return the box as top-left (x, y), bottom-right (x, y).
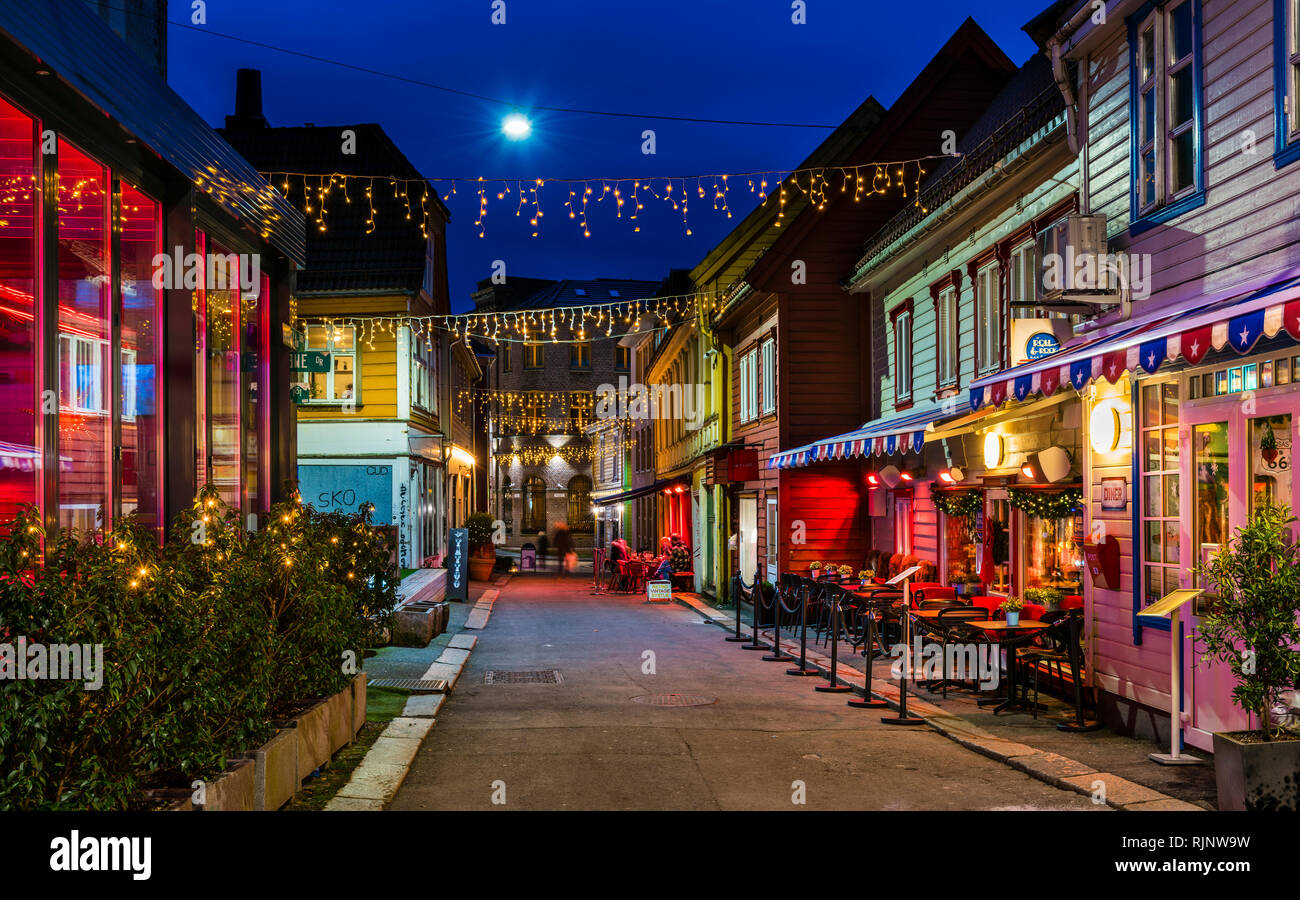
top-left (1086, 0), bottom-right (1300, 308)
top-left (780, 461), bottom-right (868, 573)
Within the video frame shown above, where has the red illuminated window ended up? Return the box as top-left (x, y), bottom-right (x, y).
top-left (0, 96), bottom-right (39, 525)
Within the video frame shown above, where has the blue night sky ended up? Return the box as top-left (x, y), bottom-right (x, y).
top-left (168, 0), bottom-right (1046, 312)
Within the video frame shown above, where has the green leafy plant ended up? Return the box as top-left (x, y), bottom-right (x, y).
top-left (1024, 587), bottom-right (1063, 609)
top-left (808, 561), bottom-right (821, 571)
top-left (0, 483), bottom-right (395, 810)
top-left (933, 490), bottom-right (982, 541)
top-left (1006, 487), bottom-right (1083, 520)
top-left (999, 595), bottom-right (1024, 613)
top-left (1192, 500), bottom-right (1300, 741)
top-left (466, 512), bottom-right (496, 555)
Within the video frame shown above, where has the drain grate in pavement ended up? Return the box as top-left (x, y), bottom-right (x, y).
top-left (367, 677), bottom-right (449, 693)
top-left (484, 669), bottom-right (563, 684)
top-left (631, 693), bottom-right (718, 707)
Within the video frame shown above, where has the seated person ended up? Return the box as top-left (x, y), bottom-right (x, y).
top-left (609, 538), bottom-right (629, 564)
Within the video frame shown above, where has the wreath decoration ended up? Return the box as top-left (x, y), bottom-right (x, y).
top-left (932, 490), bottom-right (982, 542)
top-left (1006, 486), bottom-right (1083, 520)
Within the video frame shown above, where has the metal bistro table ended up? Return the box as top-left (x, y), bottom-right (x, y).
top-left (973, 619), bottom-right (1050, 714)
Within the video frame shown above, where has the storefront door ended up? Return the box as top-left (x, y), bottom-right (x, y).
top-left (739, 495), bottom-right (757, 585)
top-left (1181, 391), bottom-right (1299, 749)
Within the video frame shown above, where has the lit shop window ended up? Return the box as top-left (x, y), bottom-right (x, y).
top-left (1140, 382), bottom-right (1181, 607)
top-left (57, 139), bottom-right (111, 535)
top-left (1023, 511), bottom-right (1084, 595)
top-left (119, 182), bottom-right (163, 530)
top-left (0, 95), bottom-right (39, 523)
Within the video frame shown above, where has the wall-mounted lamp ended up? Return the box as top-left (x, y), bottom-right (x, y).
top-left (878, 465), bottom-right (901, 489)
top-left (983, 432), bottom-right (1004, 469)
top-left (937, 466), bottom-right (964, 484)
top-left (1089, 400), bottom-right (1124, 454)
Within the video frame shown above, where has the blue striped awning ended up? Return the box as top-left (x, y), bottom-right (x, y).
top-left (767, 402), bottom-right (955, 470)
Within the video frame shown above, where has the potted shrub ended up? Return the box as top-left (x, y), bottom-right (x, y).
top-left (836, 564), bottom-right (853, 581)
top-left (1193, 501), bottom-right (1300, 811)
top-left (466, 512), bottom-right (497, 581)
top-left (999, 595), bottom-right (1024, 627)
top-left (858, 569), bottom-right (873, 586)
top-left (954, 572), bottom-right (981, 596)
top-left (808, 560), bottom-right (821, 576)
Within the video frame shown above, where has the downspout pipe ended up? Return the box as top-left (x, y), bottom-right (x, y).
top-left (1047, 1), bottom-right (1097, 158)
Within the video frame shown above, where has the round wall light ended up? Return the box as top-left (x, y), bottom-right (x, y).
top-left (983, 432), bottom-right (1004, 469)
top-left (1089, 401), bottom-right (1122, 454)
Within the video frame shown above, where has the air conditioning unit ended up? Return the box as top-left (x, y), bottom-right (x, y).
top-left (1037, 214), bottom-right (1120, 306)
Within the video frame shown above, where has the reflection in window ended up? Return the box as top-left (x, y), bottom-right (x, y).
top-left (57, 139), bottom-right (111, 534)
top-left (1194, 421), bottom-right (1229, 614)
top-left (1140, 382), bottom-right (1181, 605)
top-left (306, 323), bottom-right (356, 401)
top-left (119, 183), bottom-right (163, 530)
top-left (523, 475), bottom-right (546, 534)
top-left (1024, 513), bottom-right (1084, 594)
top-left (205, 236), bottom-right (241, 508)
top-left (1251, 414), bottom-right (1292, 515)
top-left (0, 96), bottom-right (38, 524)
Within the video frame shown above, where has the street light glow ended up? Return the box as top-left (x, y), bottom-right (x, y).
top-left (502, 112), bottom-right (532, 140)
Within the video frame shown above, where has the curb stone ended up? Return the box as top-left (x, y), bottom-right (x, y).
top-left (672, 594), bottom-right (1201, 812)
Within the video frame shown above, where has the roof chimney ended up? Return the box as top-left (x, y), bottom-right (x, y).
top-left (225, 68), bottom-right (268, 129)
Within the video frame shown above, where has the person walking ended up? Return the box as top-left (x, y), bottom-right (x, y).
top-left (554, 522), bottom-right (575, 577)
top-left (536, 530), bottom-right (549, 571)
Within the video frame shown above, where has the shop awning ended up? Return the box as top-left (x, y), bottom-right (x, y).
top-left (593, 477), bottom-right (688, 505)
top-left (768, 402), bottom-right (958, 470)
top-left (968, 272), bottom-right (1300, 410)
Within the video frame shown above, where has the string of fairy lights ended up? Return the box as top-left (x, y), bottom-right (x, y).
top-left (297, 289), bottom-right (710, 351)
top-left (263, 154), bottom-right (947, 239)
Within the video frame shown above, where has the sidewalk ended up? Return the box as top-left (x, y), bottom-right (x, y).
top-left (676, 591), bottom-right (1215, 811)
top-left (324, 572), bottom-right (508, 810)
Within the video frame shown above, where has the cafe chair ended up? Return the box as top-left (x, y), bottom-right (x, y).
top-left (1015, 610), bottom-right (1075, 718)
top-left (930, 606), bottom-right (992, 697)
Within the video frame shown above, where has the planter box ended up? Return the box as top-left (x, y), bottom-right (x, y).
top-left (327, 684), bottom-right (352, 755)
top-left (292, 699), bottom-right (331, 783)
top-left (199, 757), bottom-right (255, 811)
top-left (351, 672), bottom-right (367, 737)
top-left (1213, 731), bottom-right (1300, 811)
top-left (142, 788), bottom-right (194, 811)
top-left (241, 727), bottom-right (299, 811)
top-left (392, 604), bottom-right (437, 647)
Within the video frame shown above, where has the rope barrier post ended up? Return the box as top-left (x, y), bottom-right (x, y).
top-left (725, 574), bottom-right (749, 642)
top-left (814, 591), bottom-right (852, 693)
top-left (847, 597), bottom-right (888, 708)
top-left (787, 578), bottom-right (820, 677)
top-left (882, 572), bottom-right (925, 725)
top-left (762, 577), bottom-right (794, 663)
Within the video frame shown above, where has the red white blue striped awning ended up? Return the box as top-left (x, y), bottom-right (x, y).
top-left (767, 402), bottom-right (956, 470)
top-left (968, 273), bottom-right (1300, 410)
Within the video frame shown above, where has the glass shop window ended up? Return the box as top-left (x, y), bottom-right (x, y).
top-left (1024, 511), bottom-right (1085, 594)
top-left (57, 139), bottom-right (112, 534)
top-left (1140, 381), bottom-right (1181, 607)
top-left (0, 96), bottom-right (39, 524)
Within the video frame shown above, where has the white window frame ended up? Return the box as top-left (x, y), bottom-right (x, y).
top-left (1289, 0), bottom-right (1300, 143)
top-left (1008, 241), bottom-right (1035, 317)
top-left (760, 337), bottom-right (776, 415)
top-left (894, 308), bottom-right (913, 404)
top-left (976, 263), bottom-right (1000, 376)
top-left (739, 347), bottom-right (758, 423)
top-left (304, 323), bottom-right (358, 403)
top-left (59, 334), bottom-right (109, 414)
top-left (410, 332), bottom-right (433, 412)
top-left (1136, 0), bottom-right (1197, 214)
top-left (935, 285), bottom-right (958, 388)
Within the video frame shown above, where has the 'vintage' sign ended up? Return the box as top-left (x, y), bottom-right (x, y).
top-left (446, 528), bottom-right (469, 602)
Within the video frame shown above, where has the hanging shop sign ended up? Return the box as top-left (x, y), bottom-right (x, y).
top-left (290, 350), bottom-right (331, 373)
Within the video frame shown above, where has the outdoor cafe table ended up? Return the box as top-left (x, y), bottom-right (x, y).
top-left (973, 620), bottom-right (1049, 714)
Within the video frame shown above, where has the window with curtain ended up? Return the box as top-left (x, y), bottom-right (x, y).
top-left (935, 284), bottom-right (958, 389)
top-left (976, 263), bottom-right (1000, 375)
top-left (892, 305), bottom-right (913, 405)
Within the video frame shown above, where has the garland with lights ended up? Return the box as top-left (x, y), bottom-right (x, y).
top-left (494, 444), bottom-right (594, 466)
top-left (932, 490), bottom-right (982, 542)
top-left (1006, 487), bottom-right (1084, 520)
top-left (261, 153), bottom-right (947, 239)
top-left (297, 290), bottom-right (709, 349)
